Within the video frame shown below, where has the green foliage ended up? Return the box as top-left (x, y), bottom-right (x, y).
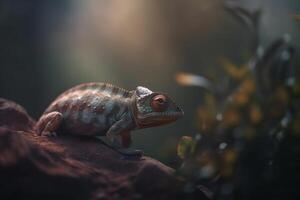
top-left (177, 136), bottom-right (197, 159)
top-left (175, 3), bottom-right (300, 199)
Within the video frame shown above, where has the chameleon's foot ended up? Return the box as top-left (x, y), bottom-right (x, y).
top-left (117, 148), bottom-right (144, 157)
top-left (36, 111), bottom-right (63, 136)
top-left (41, 131), bottom-right (58, 137)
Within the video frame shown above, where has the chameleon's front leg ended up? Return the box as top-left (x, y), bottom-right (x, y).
top-left (36, 111), bottom-right (63, 136)
top-left (106, 118), bottom-right (143, 156)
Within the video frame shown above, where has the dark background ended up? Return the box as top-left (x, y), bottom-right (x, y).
top-left (0, 0), bottom-right (299, 163)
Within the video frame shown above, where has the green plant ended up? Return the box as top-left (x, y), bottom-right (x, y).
top-left (175, 2), bottom-right (300, 199)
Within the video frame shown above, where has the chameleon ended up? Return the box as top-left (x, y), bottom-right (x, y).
top-left (35, 82), bottom-right (184, 156)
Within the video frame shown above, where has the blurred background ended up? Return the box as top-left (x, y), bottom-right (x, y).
top-left (0, 0), bottom-right (299, 166)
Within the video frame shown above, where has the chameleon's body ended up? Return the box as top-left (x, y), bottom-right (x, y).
top-left (36, 82), bottom-right (183, 155)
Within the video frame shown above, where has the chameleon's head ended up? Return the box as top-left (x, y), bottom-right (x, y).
top-left (133, 86), bottom-right (184, 128)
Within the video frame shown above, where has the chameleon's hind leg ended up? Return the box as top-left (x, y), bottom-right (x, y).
top-left (36, 111), bottom-right (63, 136)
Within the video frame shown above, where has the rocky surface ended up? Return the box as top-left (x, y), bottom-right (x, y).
top-left (0, 98), bottom-right (209, 200)
top-left (0, 98), bottom-right (35, 131)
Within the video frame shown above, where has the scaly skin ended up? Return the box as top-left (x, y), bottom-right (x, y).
top-left (36, 82), bottom-right (184, 156)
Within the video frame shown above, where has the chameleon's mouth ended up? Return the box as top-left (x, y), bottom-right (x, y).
top-left (136, 110), bottom-right (184, 128)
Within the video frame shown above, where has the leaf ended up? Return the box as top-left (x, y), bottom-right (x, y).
top-left (249, 104), bottom-right (263, 124)
top-left (223, 2), bottom-right (260, 52)
top-left (177, 136), bottom-right (197, 159)
top-left (224, 2), bottom-right (261, 30)
top-left (232, 90), bottom-right (249, 106)
top-left (241, 78), bottom-right (256, 94)
top-left (275, 86), bottom-right (289, 104)
top-left (204, 93), bottom-right (216, 112)
top-left (197, 106), bottom-right (215, 132)
top-left (218, 57), bottom-right (249, 80)
top-left (175, 72), bottom-right (213, 91)
top-left (222, 108), bottom-right (241, 127)
top-left (230, 78), bottom-right (255, 107)
top-left (220, 148), bottom-right (237, 177)
top-left (254, 37), bottom-right (295, 95)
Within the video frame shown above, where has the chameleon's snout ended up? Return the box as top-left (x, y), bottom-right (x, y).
top-left (176, 106), bottom-right (184, 117)
top-left (136, 106), bottom-right (184, 128)
top-left (170, 106), bottom-right (184, 120)
top-left (168, 100), bottom-right (184, 119)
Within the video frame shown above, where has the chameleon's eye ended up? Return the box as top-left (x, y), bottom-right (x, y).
top-left (151, 95), bottom-right (168, 112)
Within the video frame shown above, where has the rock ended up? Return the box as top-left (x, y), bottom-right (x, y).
top-left (0, 98), bottom-right (35, 131)
top-left (0, 98), bottom-right (210, 200)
